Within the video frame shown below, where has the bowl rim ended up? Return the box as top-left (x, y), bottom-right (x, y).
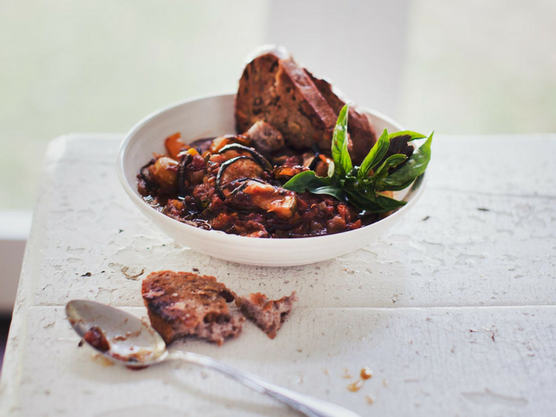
top-left (117, 92), bottom-right (427, 246)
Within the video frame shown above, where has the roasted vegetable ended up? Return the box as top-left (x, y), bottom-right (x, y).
top-left (274, 165), bottom-right (306, 181)
top-left (216, 156), bottom-right (266, 198)
top-left (209, 135), bottom-right (251, 153)
top-left (229, 180), bottom-right (297, 219)
top-left (164, 132), bottom-right (189, 160)
top-left (189, 137), bottom-right (215, 154)
top-left (176, 153), bottom-right (192, 197)
top-left (218, 144), bottom-right (273, 171)
top-left (243, 121), bottom-right (285, 157)
top-left (245, 182), bottom-right (297, 219)
top-left (148, 157), bottom-right (179, 193)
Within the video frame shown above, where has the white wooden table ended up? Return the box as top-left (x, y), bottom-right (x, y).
top-left (1, 134), bottom-right (555, 417)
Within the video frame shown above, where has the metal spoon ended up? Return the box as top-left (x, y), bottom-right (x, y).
top-left (66, 300), bottom-right (360, 417)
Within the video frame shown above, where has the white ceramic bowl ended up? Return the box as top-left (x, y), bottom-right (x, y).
top-left (117, 93), bottom-right (426, 267)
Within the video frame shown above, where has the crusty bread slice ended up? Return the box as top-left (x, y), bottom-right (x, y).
top-left (142, 271), bottom-right (244, 345)
top-left (235, 46), bottom-right (377, 163)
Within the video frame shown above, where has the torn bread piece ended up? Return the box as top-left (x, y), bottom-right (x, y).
top-left (142, 271), bottom-right (244, 345)
top-left (235, 291), bottom-right (297, 339)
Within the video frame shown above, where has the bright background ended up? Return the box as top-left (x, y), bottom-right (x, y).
top-left (1, 0), bottom-right (555, 209)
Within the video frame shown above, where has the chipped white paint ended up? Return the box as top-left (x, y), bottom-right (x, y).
top-left (1, 134), bottom-right (556, 417)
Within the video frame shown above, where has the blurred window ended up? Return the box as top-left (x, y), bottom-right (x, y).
top-left (0, 0), bottom-right (269, 209)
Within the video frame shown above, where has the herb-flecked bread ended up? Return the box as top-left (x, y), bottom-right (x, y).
top-left (235, 46), bottom-right (377, 164)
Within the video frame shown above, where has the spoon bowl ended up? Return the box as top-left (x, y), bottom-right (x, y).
top-left (66, 300), bottom-right (167, 367)
top-left (66, 300), bottom-right (361, 417)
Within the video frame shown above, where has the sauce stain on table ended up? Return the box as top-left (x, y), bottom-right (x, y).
top-left (347, 367), bottom-right (373, 392)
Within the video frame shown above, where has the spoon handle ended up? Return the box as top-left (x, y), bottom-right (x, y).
top-left (168, 351), bottom-right (361, 417)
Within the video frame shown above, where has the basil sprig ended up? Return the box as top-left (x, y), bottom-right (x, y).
top-left (283, 104), bottom-right (433, 213)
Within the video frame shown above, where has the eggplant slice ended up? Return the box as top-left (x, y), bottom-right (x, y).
top-left (216, 156), bottom-right (266, 198)
top-left (177, 152), bottom-right (192, 197)
top-left (218, 144), bottom-right (273, 172)
top-left (308, 152), bottom-right (320, 171)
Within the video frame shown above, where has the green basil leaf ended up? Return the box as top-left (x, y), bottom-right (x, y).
top-left (331, 104), bottom-right (352, 177)
top-left (311, 185), bottom-right (344, 201)
top-left (388, 131), bottom-right (427, 141)
top-left (374, 154), bottom-right (408, 178)
top-left (283, 170), bottom-right (330, 193)
top-left (343, 189), bottom-right (382, 212)
top-left (327, 160), bottom-right (335, 178)
top-left (286, 113), bottom-right (432, 214)
top-left (375, 178), bottom-right (415, 192)
top-left (346, 191), bottom-right (404, 213)
top-left (370, 206), bottom-right (405, 214)
top-left (378, 131), bottom-right (433, 190)
top-left (358, 128), bottom-right (390, 179)
top-left (376, 193), bottom-right (407, 210)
